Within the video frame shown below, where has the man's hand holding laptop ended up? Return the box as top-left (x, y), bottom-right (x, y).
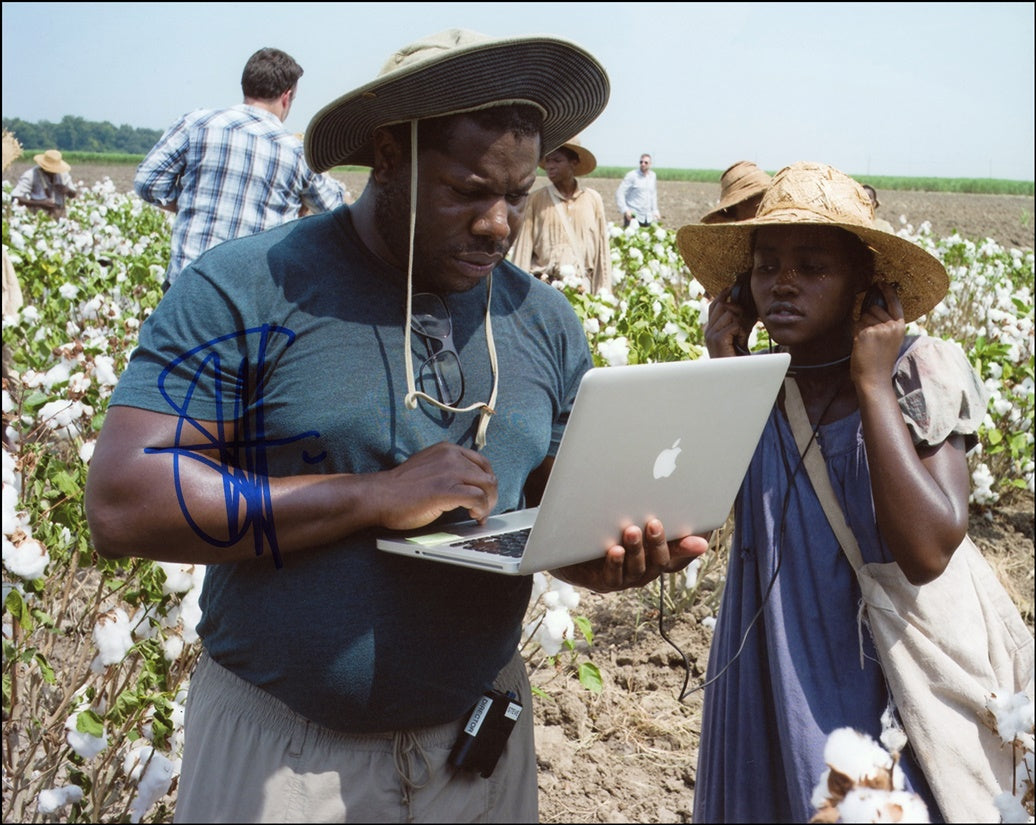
top-left (551, 518), bottom-right (709, 594)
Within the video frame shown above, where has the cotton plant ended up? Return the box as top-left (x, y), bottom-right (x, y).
top-left (984, 690), bottom-right (1035, 822)
top-left (810, 727), bottom-right (930, 823)
top-left (521, 572), bottom-right (601, 692)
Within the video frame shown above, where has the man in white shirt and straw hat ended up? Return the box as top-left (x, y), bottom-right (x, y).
top-left (11, 148), bottom-right (78, 218)
top-left (86, 28), bottom-right (706, 823)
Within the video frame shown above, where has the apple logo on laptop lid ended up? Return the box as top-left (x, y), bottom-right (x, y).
top-left (653, 438), bottom-right (682, 479)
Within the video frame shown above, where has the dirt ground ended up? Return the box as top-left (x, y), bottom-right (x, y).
top-left (5, 163), bottom-right (1034, 823)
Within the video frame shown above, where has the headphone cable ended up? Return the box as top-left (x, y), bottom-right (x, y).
top-left (656, 377), bottom-right (845, 702)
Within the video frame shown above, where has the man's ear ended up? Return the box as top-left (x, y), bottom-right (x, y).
top-left (371, 127), bottom-right (404, 184)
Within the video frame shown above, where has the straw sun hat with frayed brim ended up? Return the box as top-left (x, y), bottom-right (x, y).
top-left (34, 149), bottom-right (71, 174)
top-left (676, 161), bottom-right (949, 323)
top-left (304, 28), bottom-right (610, 173)
top-left (540, 135), bottom-right (597, 177)
top-left (701, 160), bottom-right (771, 224)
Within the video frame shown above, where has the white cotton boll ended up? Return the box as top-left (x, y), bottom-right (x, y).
top-left (838, 787), bottom-right (930, 823)
top-left (971, 463), bottom-right (997, 506)
top-left (93, 608), bottom-right (134, 665)
top-left (535, 606), bottom-right (574, 656)
top-left (68, 372), bottom-right (92, 394)
top-left (993, 397), bottom-right (1014, 417)
top-left (683, 557), bottom-right (702, 591)
top-left (662, 321), bottom-right (687, 342)
top-left (66, 727), bottom-right (108, 760)
top-left (123, 745), bottom-right (176, 824)
top-left (811, 767), bottom-right (833, 809)
top-left (20, 305), bottom-right (40, 324)
top-left (598, 336), bottom-right (630, 367)
top-left (701, 616), bottom-right (716, 630)
top-left (39, 399), bottom-right (90, 440)
top-left (41, 360), bottom-right (73, 390)
top-left (79, 440), bottom-right (95, 464)
top-left (157, 561), bottom-right (198, 595)
top-left (91, 354), bottom-right (119, 387)
top-left (2, 486), bottom-right (20, 533)
top-left (20, 369), bottom-right (44, 389)
top-left (162, 635), bottom-right (184, 662)
top-left (986, 690), bottom-right (1036, 745)
top-left (542, 590), bottom-right (560, 609)
top-left (583, 316), bottom-right (601, 335)
top-left (879, 704), bottom-right (908, 755)
top-left (531, 571), bottom-right (549, 603)
top-left (1, 389), bottom-right (13, 414)
top-left (556, 582), bottom-right (580, 610)
top-left (80, 295), bottom-right (103, 320)
top-left (179, 584), bottom-right (203, 643)
top-left (130, 605), bottom-right (160, 640)
top-left (2, 447), bottom-right (18, 489)
top-left (994, 791), bottom-right (1031, 824)
top-left (3, 537), bottom-right (50, 580)
top-left (823, 728), bottom-right (895, 783)
top-left (58, 282), bottom-right (79, 300)
top-left (36, 784), bottom-right (84, 814)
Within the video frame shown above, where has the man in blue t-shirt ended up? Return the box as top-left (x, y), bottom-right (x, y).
top-left (85, 29), bottom-right (706, 823)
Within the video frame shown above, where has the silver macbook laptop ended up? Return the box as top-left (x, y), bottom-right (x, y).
top-left (377, 352), bottom-right (790, 575)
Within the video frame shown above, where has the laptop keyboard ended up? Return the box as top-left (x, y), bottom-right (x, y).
top-left (455, 528), bottom-right (531, 558)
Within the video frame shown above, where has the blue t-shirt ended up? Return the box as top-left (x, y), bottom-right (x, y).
top-left (110, 205), bottom-right (593, 732)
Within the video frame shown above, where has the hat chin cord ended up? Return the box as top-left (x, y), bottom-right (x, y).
top-left (402, 120), bottom-right (499, 449)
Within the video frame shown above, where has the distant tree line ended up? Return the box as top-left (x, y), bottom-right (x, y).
top-left (1, 115), bottom-right (162, 155)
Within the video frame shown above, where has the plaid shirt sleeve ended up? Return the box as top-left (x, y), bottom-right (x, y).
top-left (135, 113), bottom-right (192, 207)
top-left (299, 170), bottom-right (348, 214)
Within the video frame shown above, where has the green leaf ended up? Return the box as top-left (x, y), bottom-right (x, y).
top-left (76, 708), bottom-right (105, 737)
top-left (50, 470), bottom-right (81, 498)
top-left (4, 589), bottom-right (33, 631)
top-left (573, 614), bottom-right (594, 646)
top-left (577, 662), bottom-right (603, 693)
top-left (34, 651), bottom-right (56, 684)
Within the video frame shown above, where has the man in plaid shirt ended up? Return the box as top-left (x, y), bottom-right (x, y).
top-left (136, 47), bottom-right (347, 291)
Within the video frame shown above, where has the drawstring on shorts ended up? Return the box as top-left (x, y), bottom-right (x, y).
top-left (393, 728), bottom-right (432, 820)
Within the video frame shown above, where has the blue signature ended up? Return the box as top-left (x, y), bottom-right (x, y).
top-left (145, 325), bottom-right (324, 568)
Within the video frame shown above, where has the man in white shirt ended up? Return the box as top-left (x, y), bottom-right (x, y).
top-left (615, 153), bottom-right (660, 227)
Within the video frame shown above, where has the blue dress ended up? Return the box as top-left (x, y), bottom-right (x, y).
top-left (692, 336), bottom-right (988, 823)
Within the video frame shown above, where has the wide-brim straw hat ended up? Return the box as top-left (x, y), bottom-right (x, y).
top-left (701, 160), bottom-right (771, 223)
top-left (676, 162), bottom-right (949, 322)
top-left (305, 28), bottom-right (610, 173)
top-left (34, 148), bottom-right (70, 174)
top-left (540, 135), bottom-right (597, 176)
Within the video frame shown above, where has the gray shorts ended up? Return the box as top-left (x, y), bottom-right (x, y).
top-left (173, 650), bottom-right (538, 823)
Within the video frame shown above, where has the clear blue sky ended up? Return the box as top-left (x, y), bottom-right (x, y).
top-left (3, 2), bottom-right (1033, 181)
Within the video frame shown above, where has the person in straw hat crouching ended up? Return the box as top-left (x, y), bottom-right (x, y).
top-left (85, 28), bottom-right (707, 823)
top-left (510, 135), bottom-right (613, 294)
top-left (11, 148), bottom-right (77, 218)
top-left (675, 161), bottom-right (1032, 823)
